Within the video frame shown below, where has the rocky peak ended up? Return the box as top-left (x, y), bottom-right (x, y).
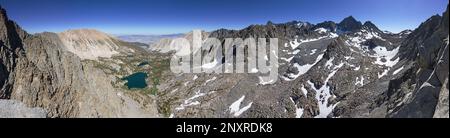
top-left (338, 16), bottom-right (363, 32)
top-left (314, 21), bottom-right (338, 32)
top-left (57, 29), bottom-right (122, 60)
top-left (0, 6), bottom-right (27, 45)
top-left (440, 4), bottom-right (449, 34)
top-left (1, 5), bottom-right (28, 98)
top-left (363, 21), bottom-right (381, 32)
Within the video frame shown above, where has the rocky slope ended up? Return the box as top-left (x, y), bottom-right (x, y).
top-left (149, 31), bottom-right (209, 53)
top-left (0, 99), bottom-right (46, 118)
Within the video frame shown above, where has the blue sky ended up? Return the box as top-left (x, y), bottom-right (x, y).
top-left (1, 0), bottom-right (448, 34)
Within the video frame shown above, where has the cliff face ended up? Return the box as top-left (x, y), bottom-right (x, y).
top-left (375, 5), bottom-right (449, 118)
top-left (0, 6), bottom-right (28, 99)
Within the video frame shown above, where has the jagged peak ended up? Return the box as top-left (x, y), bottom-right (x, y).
top-left (314, 21), bottom-right (338, 31)
top-left (0, 5), bottom-right (28, 43)
top-left (0, 6), bottom-right (6, 18)
top-left (340, 16), bottom-right (360, 24)
top-left (363, 21), bottom-right (380, 31)
top-left (399, 29), bottom-right (413, 35)
top-left (338, 16), bottom-right (363, 32)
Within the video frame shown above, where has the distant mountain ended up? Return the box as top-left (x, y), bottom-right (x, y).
top-left (58, 29), bottom-right (133, 60)
top-left (116, 34), bottom-right (184, 45)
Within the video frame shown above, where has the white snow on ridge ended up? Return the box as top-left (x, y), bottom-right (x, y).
top-left (281, 56), bottom-right (294, 62)
top-left (355, 29), bottom-right (385, 41)
top-left (378, 69), bottom-right (389, 78)
top-left (229, 95), bottom-right (253, 117)
top-left (353, 66), bottom-right (361, 71)
top-left (290, 39), bottom-right (301, 49)
top-left (296, 108), bottom-right (304, 118)
top-left (310, 49), bottom-right (317, 55)
top-left (445, 36), bottom-right (449, 45)
top-left (300, 85), bottom-right (308, 98)
top-left (289, 33), bottom-right (338, 50)
top-left (419, 82), bottom-right (436, 90)
top-left (346, 29), bottom-right (386, 50)
top-left (355, 76), bottom-right (364, 86)
top-left (203, 77), bottom-right (217, 85)
top-left (175, 90), bottom-right (217, 111)
top-left (344, 56), bottom-right (355, 60)
top-left (369, 46), bottom-right (400, 78)
top-left (193, 75), bottom-right (198, 81)
top-left (290, 49), bottom-right (301, 55)
top-left (325, 57), bottom-right (335, 69)
top-left (284, 54), bottom-right (324, 81)
top-left (315, 28), bottom-right (328, 34)
top-left (175, 90), bottom-right (205, 111)
top-left (392, 66), bottom-right (404, 75)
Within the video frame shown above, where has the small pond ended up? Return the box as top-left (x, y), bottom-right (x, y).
top-left (137, 61), bottom-right (150, 67)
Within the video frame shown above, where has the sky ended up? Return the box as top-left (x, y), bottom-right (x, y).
top-left (0, 0), bottom-right (448, 35)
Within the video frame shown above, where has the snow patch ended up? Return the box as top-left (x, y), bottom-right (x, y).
top-left (310, 49), bottom-right (317, 55)
top-left (378, 69), bottom-right (389, 78)
top-left (289, 33), bottom-right (337, 50)
top-left (419, 82), bottom-right (436, 90)
top-left (175, 90), bottom-right (204, 111)
top-left (193, 75), bottom-right (198, 81)
top-left (392, 66), bottom-right (404, 75)
top-left (283, 54), bottom-right (324, 81)
top-left (289, 97), bottom-right (304, 118)
top-left (175, 90), bottom-right (216, 111)
top-left (229, 95), bottom-right (253, 117)
top-left (259, 76), bottom-right (276, 85)
top-left (355, 76), bottom-right (364, 86)
top-left (371, 46), bottom-right (400, 67)
top-left (300, 85), bottom-right (308, 98)
top-left (325, 57), bottom-right (335, 69)
top-left (281, 56), bottom-right (294, 62)
top-left (315, 28), bottom-right (328, 34)
top-left (307, 62), bottom-right (343, 118)
top-left (203, 77), bottom-right (217, 85)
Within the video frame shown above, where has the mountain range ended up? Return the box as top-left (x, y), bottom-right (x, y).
top-left (0, 5), bottom-right (448, 118)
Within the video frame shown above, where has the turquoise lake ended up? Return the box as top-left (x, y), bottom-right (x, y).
top-left (122, 72), bottom-right (148, 89)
